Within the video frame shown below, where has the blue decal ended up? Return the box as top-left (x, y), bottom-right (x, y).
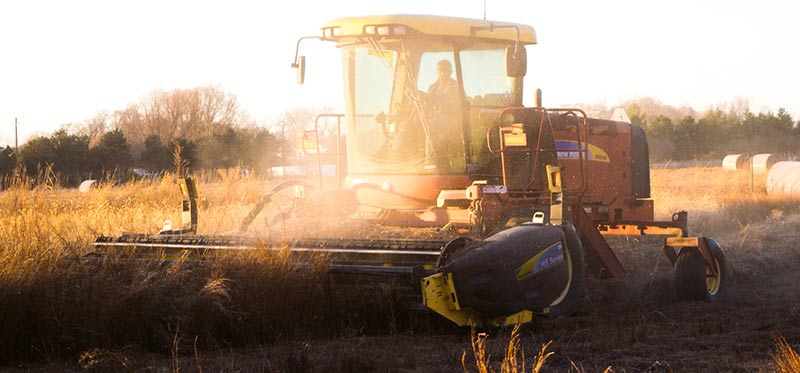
top-left (535, 242), bottom-right (564, 272)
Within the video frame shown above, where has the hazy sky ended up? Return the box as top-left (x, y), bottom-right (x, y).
top-left (1, 0), bottom-right (797, 147)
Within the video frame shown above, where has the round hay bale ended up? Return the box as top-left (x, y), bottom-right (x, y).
top-left (722, 154), bottom-right (746, 171)
top-left (79, 179), bottom-right (98, 193)
top-left (766, 162), bottom-right (800, 196)
top-left (751, 153), bottom-right (777, 174)
top-left (750, 153), bottom-right (778, 174)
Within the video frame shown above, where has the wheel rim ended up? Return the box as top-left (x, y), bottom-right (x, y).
top-left (705, 258), bottom-right (721, 295)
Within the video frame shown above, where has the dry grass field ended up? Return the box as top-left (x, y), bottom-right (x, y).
top-left (1, 166), bottom-right (799, 372)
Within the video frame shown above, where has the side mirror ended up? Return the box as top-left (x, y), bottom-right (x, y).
top-left (505, 45), bottom-right (527, 77)
top-left (293, 56), bottom-right (306, 85)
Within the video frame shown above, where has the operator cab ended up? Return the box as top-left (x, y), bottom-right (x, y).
top-left (295, 15), bottom-right (537, 208)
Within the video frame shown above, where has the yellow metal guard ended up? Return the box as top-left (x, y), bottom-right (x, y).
top-left (421, 273), bottom-right (480, 326)
top-left (422, 272), bottom-right (536, 327)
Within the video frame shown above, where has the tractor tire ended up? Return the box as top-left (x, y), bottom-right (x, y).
top-left (548, 223), bottom-right (585, 317)
top-left (674, 239), bottom-right (729, 301)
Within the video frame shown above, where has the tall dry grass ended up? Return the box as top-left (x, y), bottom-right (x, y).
top-left (650, 167), bottom-right (800, 235)
top-left (0, 171), bottom-right (405, 364)
top-left (0, 165), bottom-right (798, 366)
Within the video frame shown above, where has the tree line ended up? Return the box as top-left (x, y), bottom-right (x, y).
top-left (1, 87), bottom-right (289, 187)
top-left (3, 90), bottom-right (798, 187)
top-left (630, 101), bottom-right (798, 162)
top-left (0, 127), bottom-right (282, 187)
top-left (583, 97), bottom-right (800, 162)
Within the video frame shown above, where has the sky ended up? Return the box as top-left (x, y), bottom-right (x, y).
top-left (1, 0), bottom-right (798, 147)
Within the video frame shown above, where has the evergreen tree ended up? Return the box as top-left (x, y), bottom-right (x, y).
top-left (90, 129), bottom-right (133, 180)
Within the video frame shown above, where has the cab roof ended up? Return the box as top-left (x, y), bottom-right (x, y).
top-left (321, 14), bottom-right (536, 44)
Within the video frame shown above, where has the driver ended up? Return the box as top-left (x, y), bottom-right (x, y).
top-left (425, 59), bottom-right (462, 170)
top-left (427, 59), bottom-right (460, 116)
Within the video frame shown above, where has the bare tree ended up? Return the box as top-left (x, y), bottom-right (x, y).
top-left (115, 86), bottom-right (245, 155)
top-left (273, 107), bottom-right (316, 141)
top-left (270, 106), bottom-right (340, 163)
top-left (272, 106), bottom-right (338, 141)
top-left (115, 104), bottom-right (147, 155)
top-left (78, 112), bottom-right (111, 148)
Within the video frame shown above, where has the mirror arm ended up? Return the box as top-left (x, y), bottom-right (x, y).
top-left (292, 35), bottom-right (319, 68)
top-left (292, 36), bottom-right (321, 85)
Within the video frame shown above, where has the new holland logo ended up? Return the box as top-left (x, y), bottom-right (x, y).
top-left (555, 140), bottom-right (610, 163)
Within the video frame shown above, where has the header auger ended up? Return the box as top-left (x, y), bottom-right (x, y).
top-left (93, 14), bottom-right (730, 327)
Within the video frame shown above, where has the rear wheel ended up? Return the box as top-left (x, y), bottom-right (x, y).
top-left (674, 240), bottom-right (729, 301)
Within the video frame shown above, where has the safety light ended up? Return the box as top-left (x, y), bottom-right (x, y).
top-left (363, 24), bottom-right (408, 36)
top-left (377, 26), bottom-right (391, 35)
top-left (321, 26), bottom-right (342, 39)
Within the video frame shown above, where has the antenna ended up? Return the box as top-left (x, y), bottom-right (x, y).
top-left (483, 0), bottom-right (487, 20)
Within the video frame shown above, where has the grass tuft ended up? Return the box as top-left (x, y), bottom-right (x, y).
top-left (463, 325), bottom-right (553, 373)
top-left (772, 336), bottom-right (800, 373)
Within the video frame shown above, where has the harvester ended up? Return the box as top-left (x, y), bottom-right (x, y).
top-left (93, 15), bottom-right (730, 327)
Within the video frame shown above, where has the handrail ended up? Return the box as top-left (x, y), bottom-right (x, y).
top-left (301, 113), bottom-right (345, 189)
top-left (489, 107), bottom-right (589, 197)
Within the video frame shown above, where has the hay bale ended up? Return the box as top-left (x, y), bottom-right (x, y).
top-left (766, 162), bottom-right (800, 196)
top-left (79, 179), bottom-right (97, 193)
top-left (751, 153), bottom-right (777, 174)
top-left (722, 154), bottom-right (746, 171)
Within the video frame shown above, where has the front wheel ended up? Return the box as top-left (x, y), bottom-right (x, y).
top-left (674, 239), bottom-right (729, 301)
